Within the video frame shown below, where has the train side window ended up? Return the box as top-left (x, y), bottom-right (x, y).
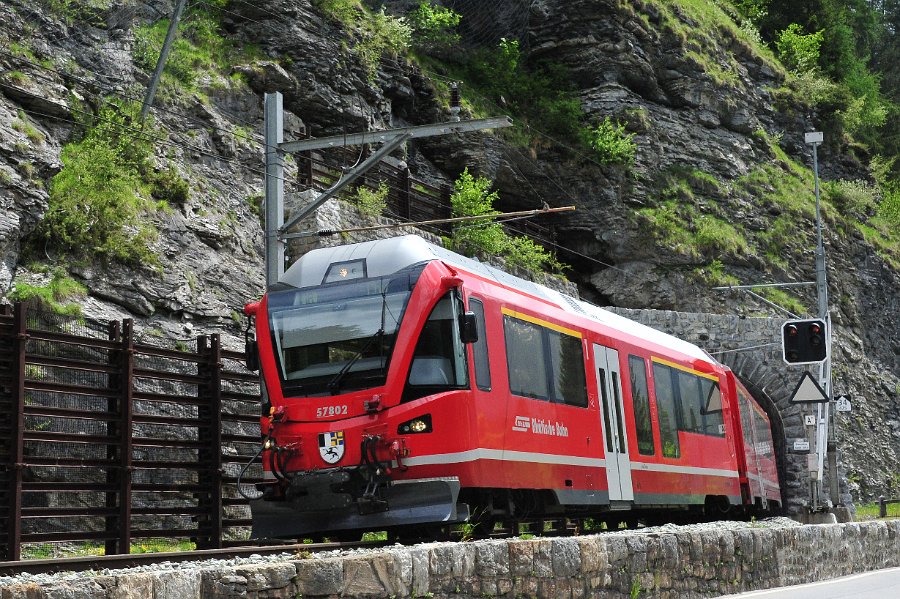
top-left (403, 292), bottom-right (469, 402)
top-left (698, 378), bottom-right (725, 436)
top-left (597, 369), bottom-right (614, 454)
top-left (628, 356), bottom-right (655, 456)
top-left (469, 298), bottom-right (491, 391)
top-left (676, 371), bottom-right (702, 433)
top-left (548, 331), bottom-right (588, 407)
top-left (652, 363), bottom-right (681, 458)
top-left (504, 316), bottom-right (549, 400)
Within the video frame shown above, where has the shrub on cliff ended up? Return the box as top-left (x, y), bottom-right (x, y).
top-left (34, 100), bottom-right (162, 266)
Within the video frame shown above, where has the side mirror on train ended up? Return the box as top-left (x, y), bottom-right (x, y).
top-left (459, 311), bottom-right (478, 344)
top-left (245, 339), bottom-right (260, 371)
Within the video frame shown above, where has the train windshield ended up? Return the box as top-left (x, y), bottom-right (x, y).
top-left (267, 264), bottom-right (424, 396)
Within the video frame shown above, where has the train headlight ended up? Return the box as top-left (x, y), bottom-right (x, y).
top-left (398, 414), bottom-right (433, 434)
top-left (263, 438), bottom-right (275, 450)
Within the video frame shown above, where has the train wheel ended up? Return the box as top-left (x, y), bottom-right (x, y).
top-left (704, 496), bottom-right (732, 520)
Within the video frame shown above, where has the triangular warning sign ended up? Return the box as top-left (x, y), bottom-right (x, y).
top-left (788, 372), bottom-right (830, 403)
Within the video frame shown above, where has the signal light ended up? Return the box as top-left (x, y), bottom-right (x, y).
top-left (782, 319), bottom-right (827, 364)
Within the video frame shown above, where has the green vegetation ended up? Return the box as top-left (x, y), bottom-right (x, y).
top-left (694, 260), bottom-right (740, 287)
top-left (245, 193), bottom-right (264, 228)
top-left (42, 0), bottom-right (112, 26)
top-left (774, 24), bottom-right (824, 73)
top-left (34, 99), bottom-right (177, 266)
top-left (12, 110), bottom-right (45, 144)
top-left (354, 181), bottom-right (388, 218)
top-left (630, 0), bottom-right (782, 88)
top-left (314, 0), bottom-right (411, 81)
top-left (9, 268), bottom-right (87, 316)
top-left (132, 0), bottom-right (260, 103)
top-left (584, 117), bottom-right (636, 166)
top-left (407, 1), bottom-right (461, 51)
top-left (8, 40), bottom-right (53, 69)
top-left (22, 537), bottom-right (196, 559)
top-left (757, 287), bottom-right (808, 316)
top-left (3, 70), bottom-right (32, 86)
top-left (446, 169), bottom-right (565, 275)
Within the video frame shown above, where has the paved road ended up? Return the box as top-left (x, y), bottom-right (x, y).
top-left (716, 567), bottom-right (900, 599)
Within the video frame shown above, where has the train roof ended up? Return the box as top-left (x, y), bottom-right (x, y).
top-left (280, 235), bottom-right (716, 365)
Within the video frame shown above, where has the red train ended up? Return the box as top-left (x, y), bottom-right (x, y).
top-left (244, 235), bottom-right (781, 539)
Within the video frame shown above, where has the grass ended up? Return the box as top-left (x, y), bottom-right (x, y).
top-left (21, 538), bottom-right (196, 560)
top-left (132, 0), bottom-right (261, 104)
top-left (856, 501), bottom-right (900, 520)
top-left (757, 287), bottom-right (808, 317)
top-left (627, 0), bottom-right (783, 89)
top-left (8, 268), bottom-right (87, 316)
top-left (12, 109), bottom-right (45, 144)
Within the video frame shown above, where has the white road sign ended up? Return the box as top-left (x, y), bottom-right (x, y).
top-left (793, 439), bottom-right (811, 452)
top-left (804, 415), bottom-right (816, 426)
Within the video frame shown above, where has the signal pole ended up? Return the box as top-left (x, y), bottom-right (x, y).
top-left (805, 131), bottom-right (838, 509)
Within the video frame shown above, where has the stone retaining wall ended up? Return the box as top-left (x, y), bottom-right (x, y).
top-left (5, 521), bottom-right (899, 598)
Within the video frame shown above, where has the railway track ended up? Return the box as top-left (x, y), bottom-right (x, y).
top-left (0, 540), bottom-right (388, 577)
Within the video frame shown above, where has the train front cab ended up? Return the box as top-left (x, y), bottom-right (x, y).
top-left (249, 257), bottom-right (489, 539)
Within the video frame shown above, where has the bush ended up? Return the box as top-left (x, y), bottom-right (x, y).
top-left (447, 169), bottom-right (564, 275)
top-left (878, 187), bottom-right (900, 226)
top-left (448, 168), bottom-right (506, 256)
top-left (408, 1), bottom-right (461, 51)
top-left (355, 181), bottom-right (388, 217)
top-left (775, 24), bottom-right (824, 73)
top-left (585, 117), bottom-right (637, 166)
top-left (825, 179), bottom-right (878, 219)
top-left (36, 100), bottom-right (160, 265)
top-left (464, 39), bottom-right (585, 141)
top-left (315, 1), bottom-right (411, 80)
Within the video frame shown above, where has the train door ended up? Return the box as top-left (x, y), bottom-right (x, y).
top-left (593, 344), bottom-right (634, 501)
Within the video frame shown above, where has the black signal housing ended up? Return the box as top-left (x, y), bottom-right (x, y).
top-left (782, 319), bottom-right (827, 364)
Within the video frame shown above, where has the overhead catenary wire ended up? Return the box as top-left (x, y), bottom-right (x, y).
top-left (282, 206), bottom-right (576, 240)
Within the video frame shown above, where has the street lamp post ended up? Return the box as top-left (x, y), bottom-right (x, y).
top-left (804, 131), bottom-right (838, 509)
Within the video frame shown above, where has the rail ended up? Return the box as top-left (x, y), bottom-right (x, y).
top-left (0, 303), bottom-right (263, 561)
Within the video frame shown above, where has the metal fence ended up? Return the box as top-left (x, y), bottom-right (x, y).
top-left (0, 303), bottom-right (263, 561)
top-left (879, 496), bottom-right (900, 518)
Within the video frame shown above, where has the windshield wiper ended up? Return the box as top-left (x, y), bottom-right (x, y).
top-left (327, 329), bottom-right (384, 395)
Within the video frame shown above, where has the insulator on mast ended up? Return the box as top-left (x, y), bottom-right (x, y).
top-left (449, 82), bottom-right (461, 122)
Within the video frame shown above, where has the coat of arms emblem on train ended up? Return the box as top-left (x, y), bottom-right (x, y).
top-left (318, 431), bottom-right (345, 464)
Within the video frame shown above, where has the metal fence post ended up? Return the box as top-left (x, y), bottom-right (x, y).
top-left (110, 320), bottom-right (134, 554)
top-left (7, 303), bottom-right (27, 561)
top-left (196, 335), bottom-right (223, 548)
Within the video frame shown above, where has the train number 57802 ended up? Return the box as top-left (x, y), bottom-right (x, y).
top-left (316, 405), bottom-right (348, 418)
